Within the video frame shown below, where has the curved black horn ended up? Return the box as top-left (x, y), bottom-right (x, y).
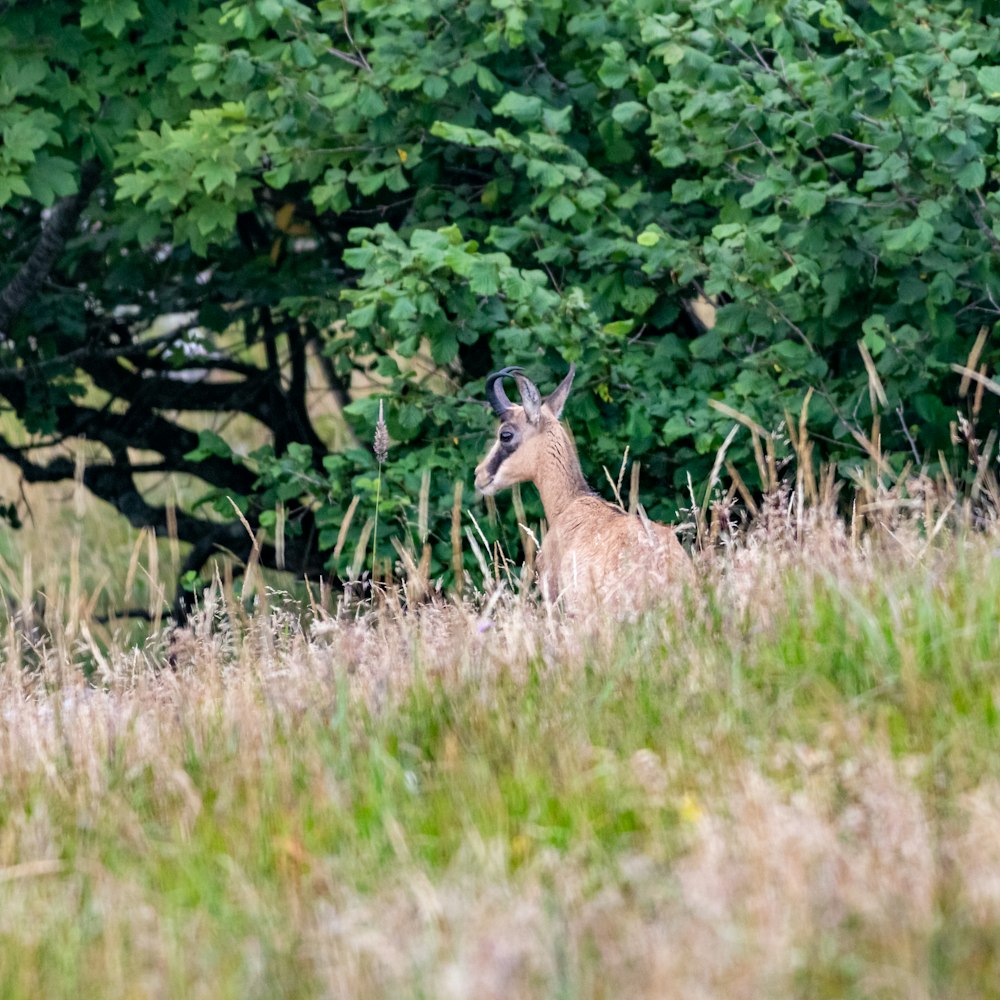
top-left (485, 366), bottom-right (521, 416)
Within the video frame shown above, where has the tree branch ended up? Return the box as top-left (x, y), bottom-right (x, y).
top-left (79, 357), bottom-right (274, 426)
top-left (0, 159), bottom-right (101, 334)
top-left (285, 321), bottom-right (328, 462)
top-left (0, 373), bottom-right (258, 496)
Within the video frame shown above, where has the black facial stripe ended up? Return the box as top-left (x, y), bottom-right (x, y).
top-left (485, 438), bottom-right (517, 477)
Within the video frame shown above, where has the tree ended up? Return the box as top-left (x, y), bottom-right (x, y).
top-left (1, 0), bottom-right (998, 609)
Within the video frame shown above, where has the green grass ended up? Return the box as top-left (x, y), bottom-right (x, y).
top-left (1, 526), bottom-right (1000, 998)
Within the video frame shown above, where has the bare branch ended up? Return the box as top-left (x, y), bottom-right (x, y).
top-left (337, 0), bottom-right (371, 72)
top-left (327, 46), bottom-right (369, 71)
top-left (831, 132), bottom-right (878, 152)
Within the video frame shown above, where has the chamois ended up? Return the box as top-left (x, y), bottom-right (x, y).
top-left (475, 365), bottom-right (691, 608)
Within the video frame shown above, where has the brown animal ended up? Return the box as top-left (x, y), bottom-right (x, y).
top-left (474, 365), bottom-right (691, 608)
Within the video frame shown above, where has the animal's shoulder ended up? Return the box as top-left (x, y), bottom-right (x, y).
top-left (560, 494), bottom-right (624, 524)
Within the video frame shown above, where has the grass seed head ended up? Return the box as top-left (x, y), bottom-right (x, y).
top-left (374, 400), bottom-right (389, 465)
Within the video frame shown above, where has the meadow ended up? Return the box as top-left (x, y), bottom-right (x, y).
top-left (5, 3), bottom-right (1000, 994)
top-left (1, 480), bottom-right (1000, 1000)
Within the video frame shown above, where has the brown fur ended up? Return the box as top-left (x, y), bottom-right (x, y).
top-left (475, 369), bottom-right (691, 608)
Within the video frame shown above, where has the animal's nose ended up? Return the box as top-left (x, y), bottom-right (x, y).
top-left (474, 463), bottom-right (492, 491)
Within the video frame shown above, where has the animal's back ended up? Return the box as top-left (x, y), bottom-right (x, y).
top-left (538, 495), bottom-right (692, 609)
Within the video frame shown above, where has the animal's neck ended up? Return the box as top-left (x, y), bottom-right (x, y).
top-left (534, 426), bottom-right (592, 522)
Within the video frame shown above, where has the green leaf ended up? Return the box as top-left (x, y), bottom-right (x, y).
top-left (712, 223), bottom-right (743, 240)
top-left (898, 274), bottom-right (927, 305)
top-left (790, 189), bottom-right (826, 218)
top-left (689, 329), bottom-right (723, 360)
top-left (863, 327), bottom-right (886, 356)
top-left (25, 155), bottom-right (78, 207)
top-left (184, 430), bottom-right (234, 462)
top-left (603, 319), bottom-right (635, 337)
top-left (476, 65), bottom-right (502, 92)
top-left (347, 303), bottom-right (377, 328)
top-left (80, 0), bottom-right (141, 37)
top-left (739, 178), bottom-right (782, 209)
top-left (977, 66), bottom-right (1000, 98)
top-left (492, 92), bottom-right (543, 124)
top-left (968, 102), bottom-right (1000, 122)
top-left (430, 329), bottom-right (459, 365)
top-left (862, 315), bottom-right (889, 355)
top-left (356, 87), bottom-right (388, 117)
top-left (291, 40), bottom-right (317, 67)
top-left (343, 246), bottom-right (375, 270)
top-left (883, 219), bottom-right (934, 254)
top-left (264, 162), bottom-right (293, 190)
top-left (658, 42), bottom-right (685, 66)
top-left (468, 260), bottom-right (500, 296)
top-left (955, 160), bottom-right (986, 191)
top-left (598, 55), bottom-right (630, 90)
top-left (1, 59), bottom-right (47, 95)
top-left (3, 117), bottom-right (49, 163)
top-left (257, 0), bottom-right (286, 22)
top-left (770, 265), bottom-right (799, 291)
top-left (623, 286), bottom-right (657, 314)
top-left (671, 178), bottom-right (703, 204)
top-left (422, 75), bottom-right (448, 99)
top-left (199, 161), bottom-right (238, 194)
top-left (0, 171), bottom-right (32, 207)
top-left (389, 296), bottom-right (417, 322)
top-left (548, 194), bottom-right (576, 222)
top-left (192, 197), bottom-right (237, 238)
top-left (542, 105), bottom-right (573, 133)
top-left (611, 101), bottom-right (648, 131)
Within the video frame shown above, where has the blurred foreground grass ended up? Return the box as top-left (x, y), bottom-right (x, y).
top-left (1, 514), bottom-right (1000, 1000)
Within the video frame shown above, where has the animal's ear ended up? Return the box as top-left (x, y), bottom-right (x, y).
top-left (543, 363), bottom-right (575, 419)
top-left (511, 370), bottom-right (542, 425)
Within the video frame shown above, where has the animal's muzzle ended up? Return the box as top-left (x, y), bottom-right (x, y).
top-left (474, 466), bottom-right (496, 494)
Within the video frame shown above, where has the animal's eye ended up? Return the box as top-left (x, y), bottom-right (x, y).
top-left (499, 428), bottom-right (514, 444)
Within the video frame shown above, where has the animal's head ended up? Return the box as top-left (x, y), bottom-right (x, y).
top-left (474, 364), bottom-right (576, 496)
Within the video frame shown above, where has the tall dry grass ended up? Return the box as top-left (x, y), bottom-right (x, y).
top-left (2, 349), bottom-right (1000, 997)
top-left (1, 490), bottom-right (999, 997)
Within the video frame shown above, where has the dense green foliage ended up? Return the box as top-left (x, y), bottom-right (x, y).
top-left (1, 0), bottom-right (998, 595)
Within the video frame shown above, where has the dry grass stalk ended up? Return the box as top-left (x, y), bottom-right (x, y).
top-left (450, 480), bottom-right (465, 591)
top-left (699, 423), bottom-right (740, 542)
top-left (165, 498), bottom-right (180, 572)
top-left (510, 483), bottom-right (536, 574)
top-left (350, 516), bottom-right (375, 582)
top-left (785, 385), bottom-right (817, 506)
top-left (601, 446), bottom-right (630, 513)
top-left (628, 459), bottom-right (641, 516)
top-left (958, 326), bottom-right (989, 397)
top-left (144, 526), bottom-right (165, 631)
top-left (333, 495), bottom-right (361, 566)
top-left (708, 397), bottom-right (775, 493)
top-left (390, 536), bottom-right (432, 604)
top-left (414, 467), bottom-right (430, 543)
top-left (858, 338), bottom-right (888, 410)
top-left (724, 460), bottom-right (759, 517)
top-left (275, 500), bottom-right (286, 570)
top-left (951, 361), bottom-right (1000, 400)
top-left (226, 495), bottom-right (267, 617)
top-left (974, 362), bottom-right (987, 417)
